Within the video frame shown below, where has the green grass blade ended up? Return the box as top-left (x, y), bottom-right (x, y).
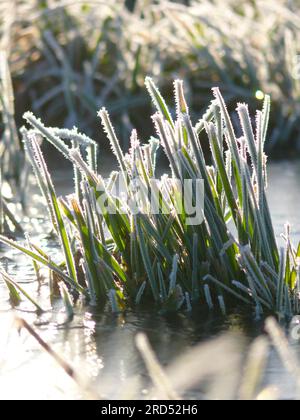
top-left (0, 235), bottom-right (85, 294)
top-left (145, 77), bottom-right (174, 129)
top-left (0, 267), bottom-right (44, 312)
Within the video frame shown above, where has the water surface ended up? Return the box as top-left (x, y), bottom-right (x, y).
top-left (1, 160), bottom-right (300, 400)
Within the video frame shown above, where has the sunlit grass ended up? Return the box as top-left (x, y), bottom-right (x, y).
top-left (1, 78), bottom-right (299, 316)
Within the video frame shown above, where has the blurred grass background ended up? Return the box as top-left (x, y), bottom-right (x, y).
top-left (1, 0), bottom-right (300, 155)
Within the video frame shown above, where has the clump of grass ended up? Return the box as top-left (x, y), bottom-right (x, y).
top-left (1, 78), bottom-right (299, 316)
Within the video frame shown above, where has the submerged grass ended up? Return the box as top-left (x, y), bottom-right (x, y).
top-left (1, 78), bottom-right (300, 317)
